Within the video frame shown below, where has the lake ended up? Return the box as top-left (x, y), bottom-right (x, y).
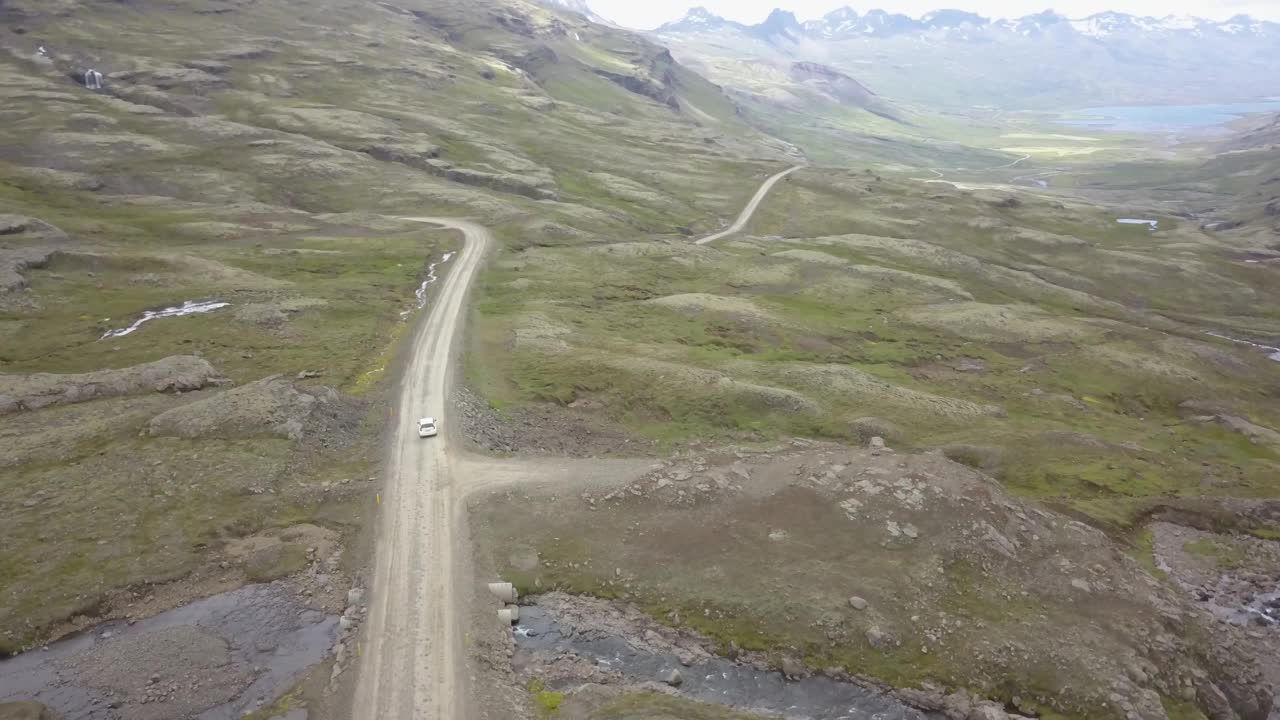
top-left (1059, 100), bottom-right (1280, 132)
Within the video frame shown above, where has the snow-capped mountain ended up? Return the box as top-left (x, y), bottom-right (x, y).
top-left (652, 6), bottom-right (1280, 110)
top-left (654, 5), bottom-right (1280, 40)
top-left (920, 9), bottom-right (988, 30)
top-left (656, 6), bottom-right (747, 33)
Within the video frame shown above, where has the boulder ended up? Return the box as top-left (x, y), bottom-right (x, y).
top-left (662, 668), bottom-right (683, 686)
top-left (848, 596), bottom-right (869, 611)
top-left (780, 656), bottom-right (807, 680)
top-left (865, 625), bottom-right (896, 650)
top-left (848, 416), bottom-right (903, 444)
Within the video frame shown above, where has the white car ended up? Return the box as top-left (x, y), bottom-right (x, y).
top-left (417, 417), bottom-right (439, 438)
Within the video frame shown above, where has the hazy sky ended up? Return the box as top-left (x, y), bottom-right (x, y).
top-left (593, 0), bottom-right (1280, 29)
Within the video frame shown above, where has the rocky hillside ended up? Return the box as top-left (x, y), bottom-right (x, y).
top-left (0, 0), bottom-right (797, 656)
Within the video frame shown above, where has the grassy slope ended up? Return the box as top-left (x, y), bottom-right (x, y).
top-left (474, 166), bottom-right (1280, 527)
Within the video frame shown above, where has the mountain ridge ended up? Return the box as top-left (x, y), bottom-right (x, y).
top-left (657, 5), bottom-right (1279, 38)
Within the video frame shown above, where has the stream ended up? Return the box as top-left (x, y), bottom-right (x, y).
top-left (99, 300), bottom-right (231, 340)
top-left (1206, 331), bottom-right (1280, 362)
top-left (0, 583), bottom-right (336, 720)
top-left (400, 252), bottom-right (454, 319)
top-left (513, 605), bottom-right (939, 720)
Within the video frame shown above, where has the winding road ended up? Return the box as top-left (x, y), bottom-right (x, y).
top-left (697, 166), bottom-right (802, 245)
top-left (352, 166), bottom-right (800, 719)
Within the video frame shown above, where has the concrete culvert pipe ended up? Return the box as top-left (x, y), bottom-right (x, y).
top-left (497, 607), bottom-right (520, 624)
top-left (487, 582), bottom-right (517, 602)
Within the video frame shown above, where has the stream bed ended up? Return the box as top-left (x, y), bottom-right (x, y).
top-left (513, 604), bottom-right (939, 720)
top-left (0, 583), bottom-right (336, 720)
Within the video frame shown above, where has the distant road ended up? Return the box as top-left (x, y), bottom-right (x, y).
top-left (696, 166), bottom-right (803, 245)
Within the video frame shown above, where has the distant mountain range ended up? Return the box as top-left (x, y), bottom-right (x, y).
top-left (647, 5), bottom-right (1280, 108)
top-left (656, 6), bottom-right (1278, 40)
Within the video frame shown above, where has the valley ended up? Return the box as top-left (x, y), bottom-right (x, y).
top-left (0, 1), bottom-right (1278, 720)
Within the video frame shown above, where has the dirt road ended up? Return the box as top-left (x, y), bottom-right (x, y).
top-left (696, 166), bottom-right (802, 245)
top-left (352, 218), bottom-right (491, 720)
top-left (353, 166), bottom-right (800, 718)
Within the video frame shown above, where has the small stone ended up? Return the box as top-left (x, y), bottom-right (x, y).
top-left (865, 625), bottom-right (895, 650)
top-left (1071, 579), bottom-right (1092, 593)
top-left (969, 704), bottom-right (1008, 720)
top-left (869, 436), bottom-right (886, 451)
top-left (347, 588), bottom-right (365, 606)
top-left (662, 668), bottom-right (683, 686)
top-left (849, 596), bottom-right (869, 611)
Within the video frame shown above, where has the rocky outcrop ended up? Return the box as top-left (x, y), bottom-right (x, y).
top-left (0, 356), bottom-right (225, 414)
top-left (0, 215), bottom-right (68, 240)
top-left (145, 375), bottom-right (351, 441)
top-left (594, 68), bottom-right (679, 110)
top-left (434, 163), bottom-right (558, 201)
top-left (1179, 400), bottom-right (1280, 448)
top-left (790, 62), bottom-right (902, 121)
top-left (111, 67), bottom-right (231, 92)
top-left (357, 141), bottom-right (442, 171)
top-left (0, 248), bottom-right (57, 292)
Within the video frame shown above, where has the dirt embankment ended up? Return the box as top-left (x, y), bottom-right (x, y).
top-left (0, 356), bottom-right (225, 414)
top-left (0, 703), bottom-right (59, 720)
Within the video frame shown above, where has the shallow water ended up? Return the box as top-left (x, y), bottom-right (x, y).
top-left (514, 605), bottom-right (939, 720)
top-left (0, 583), bottom-right (336, 719)
top-left (1060, 100), bottom-right (1280, 132)
top-left (99, 299), bottom-right (230, 339)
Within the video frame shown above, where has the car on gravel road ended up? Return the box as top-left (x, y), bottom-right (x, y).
top-left (418, 417), bottom-right (439, 438)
